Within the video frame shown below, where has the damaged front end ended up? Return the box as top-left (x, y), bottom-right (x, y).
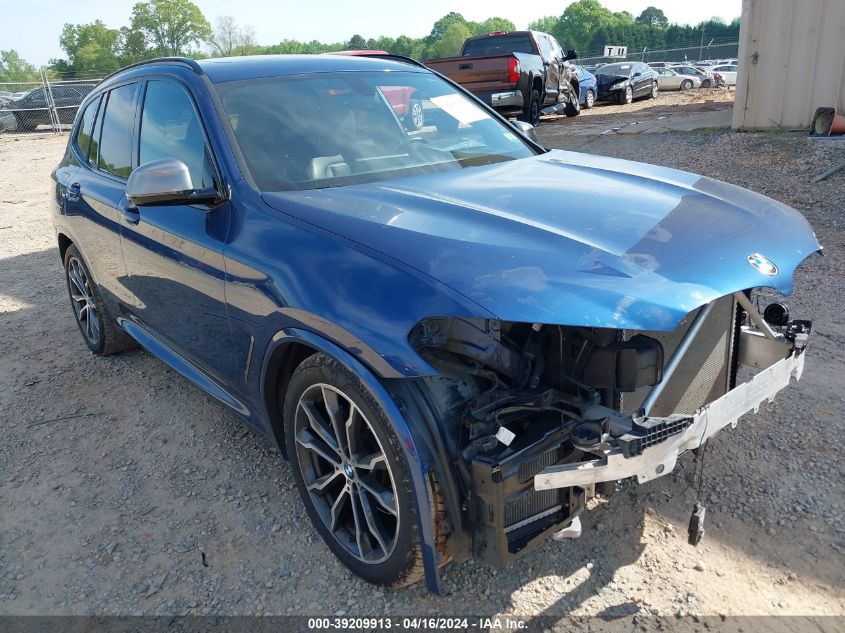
top-left (408, 292), bottom-right (811, 566)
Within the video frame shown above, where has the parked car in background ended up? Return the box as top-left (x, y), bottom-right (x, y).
top-left (426, 30), bottom-right (580, 125)
top-left (0, 84), bottom-right (95, 130)
top-left (51, 53), bottom-right (820, 594)
top-left (646, 61), bottom-right (670, 68)
top-left (572, 65), bottom-right (597, 108)
top-left (672, 65), bottom-right (714, 88)
top-left (655, 67), bottom-right (702, 91)
top-left (330, 51), bottom-right (425, 130)
top-left (708, 64), bottom-right (738, 85)
top-left (595, 62), bottom-right (658, 104)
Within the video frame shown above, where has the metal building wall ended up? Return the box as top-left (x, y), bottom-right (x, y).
top-left (732, 0), bottom-right (845, 129)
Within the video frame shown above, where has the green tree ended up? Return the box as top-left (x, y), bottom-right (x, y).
top-left (429, 12), bottom-right (472, 41)
top-left (0, 50), bottom-right (39, 82)
top-left (636, 6), bottom-right (669, 27)
top-left (58, 21), bottom-right (123, 73)
top-left (429, 22), bottom-right (470, 58)
top-left (474, 17), bottom-right (516, 35)
top-left (130, 0), bottom-right (211, 56)
top-left (346, 34), bottom-right (366, 49)
top-left (527, 16), bottom-right (560, 34)
top-left (555, 0), bottom-right (619, 52)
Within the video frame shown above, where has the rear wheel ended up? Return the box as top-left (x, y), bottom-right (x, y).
top-left (404, 99), bottom-right (424, 131)
top-left (649, 81), bottom-right (659, 99)
top-left (63, 244), bottom-right (135, 355)
top-left (584, 89), bottom-right (595, 109)
top-left (284, 353), bottom-right (444, 587)
top-left (520, 89), bottom-right (541, 127)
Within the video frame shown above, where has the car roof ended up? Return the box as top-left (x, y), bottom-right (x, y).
top-left (197, 54), bottom-right (426, 83)
top-left (102, 54), bottom-right (427, 88)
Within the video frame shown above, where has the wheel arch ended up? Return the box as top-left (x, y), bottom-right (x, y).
top-left (58, 232), bottom-right (73, 262)
top-left (258, 326), bottom-right (445, 593)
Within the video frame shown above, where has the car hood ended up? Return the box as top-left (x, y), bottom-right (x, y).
top-left (262, 150), bottom-right (820, 331)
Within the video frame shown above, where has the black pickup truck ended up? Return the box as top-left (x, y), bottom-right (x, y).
top-left (426, 31), bottom-right (579, 126)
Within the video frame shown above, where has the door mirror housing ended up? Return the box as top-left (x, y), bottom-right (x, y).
top-left (126, 158), bottom-right (218, 207)
top-left (633, 71), bottom-right (642, 77)
top-left (511, 120), bottom-right (539, 143)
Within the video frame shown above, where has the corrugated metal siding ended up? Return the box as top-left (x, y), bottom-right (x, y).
top-left (732, 0), bottom-right (845, 129)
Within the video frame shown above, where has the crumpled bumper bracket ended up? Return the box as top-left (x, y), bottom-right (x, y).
top-left (534, 349), bottom-right (806, 490)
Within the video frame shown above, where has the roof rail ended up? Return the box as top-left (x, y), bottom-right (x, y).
top-left (102, 57), bottom-right (203, 82)
top-left (330, 52), bottom-right (429, 70)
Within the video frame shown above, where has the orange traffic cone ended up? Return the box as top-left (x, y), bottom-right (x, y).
top-left (810, 107), bottom-right (845, 136)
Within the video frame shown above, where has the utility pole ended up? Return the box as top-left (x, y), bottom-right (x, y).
top-left (699, 28), bottom-right (705, 61)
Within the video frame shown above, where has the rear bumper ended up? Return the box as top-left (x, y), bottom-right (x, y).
top-left (475, 90), bottom-right (524, 114)
top-left (535, 346), bottom-right (806, 490)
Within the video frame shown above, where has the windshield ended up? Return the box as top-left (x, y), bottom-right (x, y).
top-left (597, 63), bottom-right (632, 76)
top-left (216, 70), bottom-right (536, 191)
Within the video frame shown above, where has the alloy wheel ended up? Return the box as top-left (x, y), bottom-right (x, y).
top-left (586, 90), bottom-right (594, 108)
top-left (293, 383), bottom-right (400, 564)
top-left (410, 101), bottom-right (424, 129)
top-left (67, 256), bottom-right (100, 346)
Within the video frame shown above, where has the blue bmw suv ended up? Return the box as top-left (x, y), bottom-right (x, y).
top-left (52, 54), bottom-right (818, 593)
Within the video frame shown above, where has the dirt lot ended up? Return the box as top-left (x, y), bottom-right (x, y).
top-left (1, 125), bottom-right (843, 624)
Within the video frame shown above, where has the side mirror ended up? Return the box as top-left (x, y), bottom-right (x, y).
top-left (564, 50), bottom-right (578, 61)
top-left (633, 71), bottom-right (642, 77)
top-left (511, 120), bottom-right (539, 143)
top-left (126, 158), bottom-right (216, 207)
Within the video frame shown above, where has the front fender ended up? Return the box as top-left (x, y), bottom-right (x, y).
top-left (260, 327), bottom-right (443, 594)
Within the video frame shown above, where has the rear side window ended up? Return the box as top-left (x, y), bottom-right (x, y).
top-left (139, 81), bottom-right (216, 190)
top-left (98, 83), bottom-right (138, 178)
top-left (462, 35), bottom-right (534, 56)
top-left (75, 96), bottom-right (100, 160)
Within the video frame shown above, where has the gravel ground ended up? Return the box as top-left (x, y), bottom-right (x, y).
top-left (543, 86), bottom-right (735, 122)
top-left (1, 128), bottom-right (843, 622)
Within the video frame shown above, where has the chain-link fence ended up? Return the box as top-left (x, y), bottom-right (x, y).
top-left (0, 71), bottom-right (105, 135)
top-left (578, 41), bottom-right (739, 67)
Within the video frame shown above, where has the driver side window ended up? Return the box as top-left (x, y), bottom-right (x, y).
top-left (139, 80), bottom-right (216, 190)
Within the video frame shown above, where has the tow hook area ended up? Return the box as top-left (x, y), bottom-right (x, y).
top-left (552, 516), bottom-right (582, 541)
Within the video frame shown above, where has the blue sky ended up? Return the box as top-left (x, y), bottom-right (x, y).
top-left (4, 0), bottom-right (741, 66)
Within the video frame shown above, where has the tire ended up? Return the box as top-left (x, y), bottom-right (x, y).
top-left (584, 89), bottom-right (595, 109)
top-left (649, 81), bottom-right (659, 99)
top-left (63, 244), bottom-right (135, 355)
top-left (701, 78), bottom-right (712, 88)
top-left (563, 85), bottom-right (580, 117)
top-left (283, 352), bottom-right (446, 587)
top-left (680, 79), bottom-right (693, 91)
top-left (404, 99), bottom-right (424, 131)
top-left (520, 88), bottom-right (541, 127)
top-left (619, 85), bottom-right (633, 105)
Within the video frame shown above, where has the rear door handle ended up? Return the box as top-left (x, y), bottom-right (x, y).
top-left (66, 182), bottom-right (80, 203)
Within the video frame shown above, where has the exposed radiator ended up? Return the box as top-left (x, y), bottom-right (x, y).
top-left (620, 295), bottom-right (737, 417)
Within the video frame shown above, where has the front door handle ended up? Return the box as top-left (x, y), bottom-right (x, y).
top-left (119, 202), bottom-right (141, 225)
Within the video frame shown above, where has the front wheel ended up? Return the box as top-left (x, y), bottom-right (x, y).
top-left (564, 86), bottom-right (580, 117)
top-left (680, 79), bottom-right (693, 91)
top-left (284, 353), bottom-right (444, 587)
top-left (619, 85), bottom-right (633, 105)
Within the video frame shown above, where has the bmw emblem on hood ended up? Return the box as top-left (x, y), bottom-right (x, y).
top-left (747, 253), bottom-right (778, 275)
